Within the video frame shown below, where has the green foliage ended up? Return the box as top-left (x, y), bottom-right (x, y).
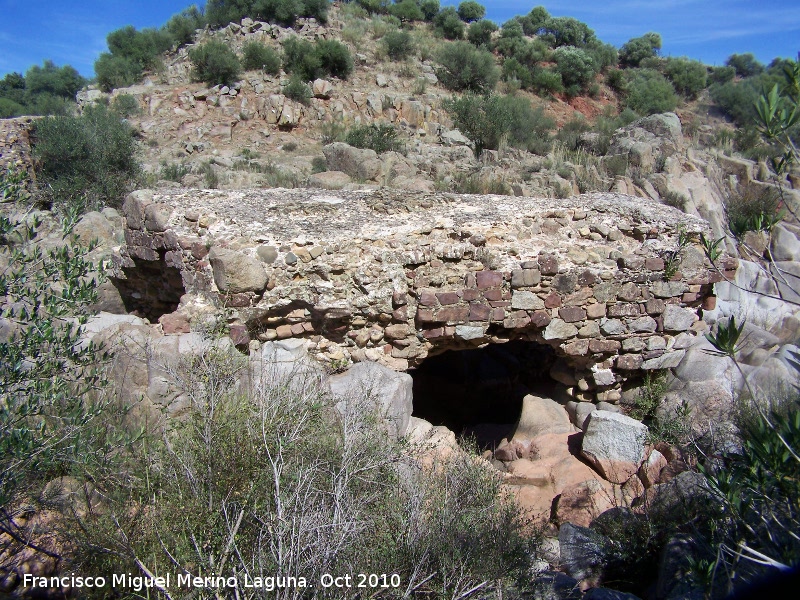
top-left (382, 29), bottom-right (416, 59)
top-left (94, 24), bottom-right (174, 91)
top-left (531, 68), bottom-right (564, 95)
top-left (282, 74), bottom-right (312, 104)
top-left (631, 371), bottom-right (691, 445)
top-left (710, 65), bottom-right (736, 84)
top-left (0, 61), bottom-right (85, 117)
top-left (33, 104), bottom-right (140, 212)
top-left (388, 0), bottom-right (424, 22)
top-left (419, 0), bottom-right (440, 21)
top-left (189, 40), bottom-right (242, 85)
top-left (587, 41), bottom-right (619, 73)
top-left (165, 5), bottom-right (206, 46)
top-left (241, 41), bottom-right (281, 73)
top-left (625, 68), bottom-right (678, 115)
top-left (345, 123), bottom-right (404, 153)
top-left (710, 78), bottom-right (762, 126)
top-left (664, 57), bottom-right (708, 99)
top-left (726, 52), bottom-right (765, 78)
top-left (619, 32), bottom-right (662, 68)
top-left (514, 5), bottom-right (550, 36)
top-left (433, 6), bottom-right (465, 40)
top-left (0, 171), bottom-right (135, 545)
top-left (725, 186), bottom-right (784, 238)
top-left (502, 58), bottom-right (533, 90)
top-left (435, 41), bottom-right (498, 93)
top-left (456, 1), bottom-right (485, 22)
top-left (282, 36), bottom-right (353, 80)
top-left (539, 16), bottom-right (596, 48)
top-left (754, 59), bottom-right (800, 172)
top-left (110, 93), bottom-right (140, 118)
top-left (159, 161), bottom-right (191, 182)
top-left (206, 0), bottom-right (329, 28)
top-left (552, 46), bottom-right (596, 90)
top-left (94, 53), bottom-right (140, 92)
top-left (467, 19), bottom-right (497, 47)
top-left (445, 93), bottom-right (553, 157)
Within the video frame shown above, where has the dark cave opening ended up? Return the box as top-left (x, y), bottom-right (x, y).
top-left (110, 254), bottom-right (185, 321)
top-left (410, 340), bottom-right (559, 449)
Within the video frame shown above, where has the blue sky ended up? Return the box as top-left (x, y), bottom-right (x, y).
top-left (1, 1), bottom-right (798, 79)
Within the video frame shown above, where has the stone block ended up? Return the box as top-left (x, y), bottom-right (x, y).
top-left (559, 306), bottom-right (587, 323)
top-left (512, 291), bottom-right (545, 310)
top-left (586, 303), bottom-right (606, 318)
top-left (607, 303), bottom-right (640, 318)
top-left (469, 302), bottom-right (491, 321)
top-left (476, 270), bottom-right (503, 289)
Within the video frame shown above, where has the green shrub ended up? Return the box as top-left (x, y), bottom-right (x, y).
top-left (709, 78), bottom-right (765, 127)
top-left (710, 65), bottom-right (736, 84)
top-left (433, 7), bottom-right (465, 40)
top-left (189, 40), bottom-right (241, 85)
top-left (282, 37), bottom-right (352, 80)
top-left (540, 16), bottom-right (596, 48)
top-left (457, 1), bottom-right (485, 22)
top-left (445, 93), bottom-right (553, 157)
top-left (664, 57), bottom-right (708, 99)
top-left (165, 5), bottom-right (206, 46)
top-left (283, 74), bottom-right (312, 104)
top-left (388, 0), bottom-right (423, 21)
top-left (382, 29), bottom-right (415, 60)
top-left (345, 123), bottom-right (404, 153)
top-left (160, 161), bottom-right (191, 182)
top-left (435, 41), bottom-right (498, 93)
top-left (726, 186), bottom-right (783, 237)
top-left (556, 116), bottom-right (591, 151)
top-left (531, 68), bottom-right (564, 95)
top-left (625, 69), bottom-right (678, 115)
top-left (725, 52), bottom-right (764, 77)
top-left (606, 68), bottom-right (626, 92)
top-left (518, 5), bottom-right (550, 35)
top-left (467, 19), bottom-right (497, 47)
top-left (24, 61), bottom-right (85, 101)
top-left (619, 32), bottom-right (662, 68)
top-left (552, 46), bottom-right (596, 90)
top-left (241, 41), bottom-right (281, 74)
top-left (206, 0), bottom-right (330, 28)
top-left (316, 39), bottom-right (354, 79)
top-left (587, 41), bottom-right (618, 72)
top-left (0, 98), bottom-right (25, 118)
top-left (33, 104), bottom-right (140, 212)
top-left (110, 93), bottom-right (141, 117)
top-left (419, 0), bottom-right (440, 21)
top-left (94, 53), bottom-right (140, 92)
top-left (502, 58), bottom-right (533, 90)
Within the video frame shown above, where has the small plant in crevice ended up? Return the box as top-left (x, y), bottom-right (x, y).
top-left (662, 227), bottom-right (691, 280)
top-left (662, 190), bottom-right (688, 209)
top-left (725, 186), bottom-right (784, 239)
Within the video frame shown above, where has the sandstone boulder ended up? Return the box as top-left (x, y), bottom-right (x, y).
top-left (323, 142), bottom-right (382, 181)
top-left (329, 361), bottom-right (413, 439)
top-left (511, 394), bottom-right (573, 440)
top-left (208, 247), bottom-right (268, 293)
top-left (581, 411), bottom-right (647, 484)
top-left (308, 170), bottom-right (352, 190)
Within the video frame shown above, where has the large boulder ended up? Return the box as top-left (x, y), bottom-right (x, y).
top-left (329, 361), bottom-right (413, 439)
top-left (559, 523), bottom-right (609, 582)
top-left (208, 247), bottom-right (268, 294)
top-left (511, 394), bottom-right (573, 440)
top-left (581, 411), bottom-right (648, 484)
top-left (323, 142), bottom-right (382, 181)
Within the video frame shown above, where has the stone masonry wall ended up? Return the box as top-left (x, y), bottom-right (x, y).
top-left (114, 187), bottom-right (737, 406)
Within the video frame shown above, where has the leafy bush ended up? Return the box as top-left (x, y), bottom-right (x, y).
top-left (388, 0), bottom-right (424, 21)
top-left (726, 186), bottom-right (783, 237)
top-left (419, 0), bottom-right (440, 21)
top-left (241, 41), bottom-right (281, 73)
top-left (502, 58), bottom-right (533, 90)
top-left (457, 1), bottom-right (485, 22)
top-left (165, 5), bottom-right (206, 46)
top-left (539, 16), bottom-right (596, 48)
top-left (710, 65), bottom-right (736, 84)
top-left (587, 41), bottom-right (618, 72)
top-left (316, 39), bottom-right (354, 79)
top-left (625, 69), bottom-right (678, 115)
top-left (283, 74), bottom-right (312, 104)
top-left (282, 36), bottom-right (353, 80)
top-left (382, 29), bottom-right (415, 60)
top-left (726, 52), bottom-right (764, 77)
top-left (435, 41), bottom-right (498, 93)
top-left (433, 6), bottom-right (465, 40)
top-left (0, 62), bottom-right (85, 117)
top-left (110, 93), bottom-right (141, 117)
top-left (531, 67), bottom-right (564, 95)
top-left (189, 40), bottom-right (242, 85)
top-left (345, 123), bottom-right (404, 153)
top-left (619, 32), bottom-right (662, 68)
top-left (24, 61), bottom-right (85, 101)
top-left (709, 78), bottom-right (763, 126)
top-left (664, 57), bottom-right (708, 99)
top-left (94, 53), bottom-right (140, 92)
top-left (160, 161), bottom-right (190, 182)
top-left (552, 46), bottom-right (596, 90)
top-left (206, 0), bottom-right (329, 28)
top-left (467, 19), bottom-right (497, 47)
top-left (0, 97), bottom-right (25, 118)
top-left (33, 104), bottom-right (140, 212)
top-left (445, 93), bottom-right (553, 157)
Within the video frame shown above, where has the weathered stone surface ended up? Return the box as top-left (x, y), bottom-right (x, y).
top-left (329, 362), bottom-right (413, 439)
top-left (208, 247), bottom-right (268, 293)
top-left (581, 411), bottom-right (648, 484)
top-left (544, 319), bottom-right (579, 340)
top-left (511, 394), bottom-right (573, 440)
top-left (663, 305), bottom-right (696, 331)
top-left (511, 291), bottom-right (544, 310)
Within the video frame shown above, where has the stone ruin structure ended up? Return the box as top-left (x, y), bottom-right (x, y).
top-left (114, 187), bottom-right (736, 415)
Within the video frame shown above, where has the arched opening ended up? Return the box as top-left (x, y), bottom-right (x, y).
top-left (409, 340), bottom-right (559, 449)
top-left (111, 253), bottom-right (184, 321)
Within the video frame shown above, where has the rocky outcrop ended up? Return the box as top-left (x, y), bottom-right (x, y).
top-left (113, 188), bottom-right (731, 412)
